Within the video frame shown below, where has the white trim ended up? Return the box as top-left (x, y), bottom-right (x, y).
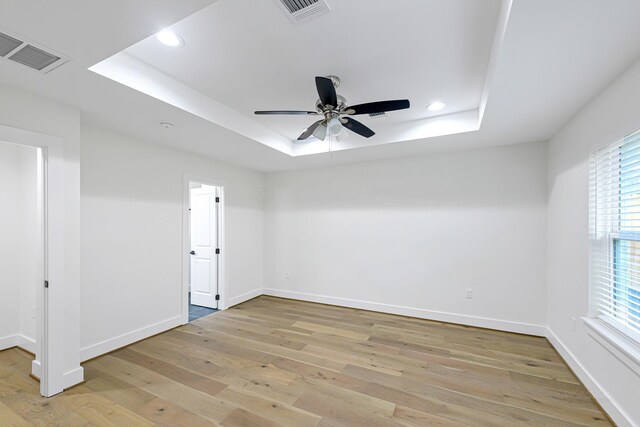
top-left (79, 315), bottom-right (182, 362)
top-left (30, 361), bottom-right (84, 390)
top-left (583, 317), bottom-right (640, 377)
top-left (545, 328), bottom-right (633, 427)
top-left (31, 359), bottom-right (41, 379)
top-left (17, 334), bottom-right (36, 354)
top-left (31, 360), bottom-right (84, 390)
top-left (0, 333), bottom-right (38, 355)
top-left (0, 334), bottom-right (18, 351)
top-left (227, 288), bottom-right (262, 308)
top-left (262, 289), bottom-right (546, 336)
top-left (62, 367), bottom-right (84, 389)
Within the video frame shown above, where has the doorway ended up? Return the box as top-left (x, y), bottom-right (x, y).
top-left (0, 140), bottom-right (44, 393)
top-left (182, 177), bottom-right (225, 323)
top-left (0, 123), bottom-right (70, 397)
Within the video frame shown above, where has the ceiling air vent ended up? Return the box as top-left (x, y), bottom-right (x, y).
top-left (0, 32), bottom-right (22, 57)
top-left (0, 29), bottom-right (69, 73)
top-left (275, 0), bottom-right (331, 23)
top-left (368, 112), bottom-right (387, 118)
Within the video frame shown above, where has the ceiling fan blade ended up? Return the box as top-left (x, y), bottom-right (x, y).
top-left (255, 110), bottom-right (318, 115)
top-left (343, 117), bottom-right (375, 138)
top-left (347, 99), bottom-right (410, 115)
top-left (312, 123), bottom-right (327, 140)
top-left (315, 76), bottom-right (337, 108)
top-left (297, 120), bottom-right (324, 140)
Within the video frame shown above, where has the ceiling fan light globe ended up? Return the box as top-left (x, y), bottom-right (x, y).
top-left (312, 123), bottom-right (327, 140)
top-left (328, 118), bottom-right (343, 136)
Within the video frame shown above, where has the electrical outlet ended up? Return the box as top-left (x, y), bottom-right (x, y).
top-left (571, 316), bottom-right (576, 332)
top-left (285, 272), bottom-right (290, 280)
top-left (31, 306), bottom-right (36, 320)
top-left (465, 288), bottom-right (473, 299)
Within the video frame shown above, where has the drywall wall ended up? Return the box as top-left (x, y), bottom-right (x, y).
top-left (264, 141), bottom-right (547, 334)
top-left (0, 141), bottom-right (39, 353)
top-left (0, 83), bottom-right (82, 390)
top-left (0, 142), bottom-right (24, 349)
top-left (547, 59), bottom-right (640, 426)
top-left (18, 144), bottom-right (39, 350)
top-left (80, 125), bottom-right (263, 360)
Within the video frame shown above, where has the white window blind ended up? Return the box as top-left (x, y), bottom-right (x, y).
top-left (590, 129), bottom-right (640, 343)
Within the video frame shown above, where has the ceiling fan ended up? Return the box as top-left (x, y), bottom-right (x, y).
top-left (255, 75), bottom-right (410, 142)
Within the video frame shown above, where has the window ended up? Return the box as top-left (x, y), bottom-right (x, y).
top-left (590, 129), bottom-right (640, 344)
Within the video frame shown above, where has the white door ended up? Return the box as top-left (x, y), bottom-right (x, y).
top-left (190, 185), bottom-right (219, 308)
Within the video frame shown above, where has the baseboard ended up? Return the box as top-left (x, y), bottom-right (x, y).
top-left (227, 288), bottom-right (263, 308)
top-left (80, 315), bottom-right (183, 362)
top-left (29, 360), bottom-right (83, 390)
top-left (17, 334), bottom-right (36, 354)
top-left (31, 359), bottom-right (41, 379)
top-left (262, 289), bottom-right (546, 336)
top-left (546, 328), bottom-right (633, 427)
top-left (0, 334), bottom-right (18, 351)
top-left (63, 366), bottom-right (84, 389)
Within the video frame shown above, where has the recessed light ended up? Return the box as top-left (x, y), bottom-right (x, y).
top-left (427, 101), bottom-right (446, 112)
top-left (156, 30), bottom-right (184, 47)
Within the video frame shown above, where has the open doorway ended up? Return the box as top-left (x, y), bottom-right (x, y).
top-left (0, 140), bottom-right (44, 391)
top-left (0, 123), bottom-right (70, 397)
top-left (182, 177), bottom-right (225, 323)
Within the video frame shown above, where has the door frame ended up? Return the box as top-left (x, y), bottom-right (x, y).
top-left (181, 174), bottom-right (226, 323)
top-left (0, 124), bottom-right (65, 397)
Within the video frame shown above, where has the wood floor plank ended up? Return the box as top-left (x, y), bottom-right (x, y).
top-left (216, 386), bottom-right (321, 427)
top-left (112, 347), bottom-right (228, 397)
top-left (0, 399), bottom-right (31, 427)
top-left (58, 393), bottom-right (156, 427)
top-left (344, 364), bottom-right (597, 426)
top-left (393, 404), bottom-right (473, 427)
top-left (136, 397), bottom-right (218, 426)
top-left (90, 355), bottom-right (235, 423)
top-left (220, 408), bottom-right (281, 427)
top-left (0, 296), bottom-right (612, 426)
top-left (128, 334), bottom-right (305, 405)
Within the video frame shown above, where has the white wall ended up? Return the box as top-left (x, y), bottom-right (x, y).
top-left (264, 142), bottom-right (548, 334)
top-left (547, 59), bottom-right (640, 426)
top-left (0, 140), bottom-right (38, 352)
top-left (80, 125), bottom-right (263, 360)
top-left (17, 143), bottom-right (39, 349)
top-left (0, 83), bottom-right (82, 389)
top-left (0, 142), bottom-right (25, 348)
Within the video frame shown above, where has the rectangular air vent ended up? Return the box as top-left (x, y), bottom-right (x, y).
top-left (368, 112), bottom-right (387, 118)
top-left (0, 29), bottom-right (69, 73)
top-left (9, 45), bottom-right (60, 71)
top-left (0, 32), bottom-right (21, 57)
top-left (275, 0), bottom-right (330, 23)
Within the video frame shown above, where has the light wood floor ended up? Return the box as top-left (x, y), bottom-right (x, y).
top-left (0, 296), bottom-right (611, 426)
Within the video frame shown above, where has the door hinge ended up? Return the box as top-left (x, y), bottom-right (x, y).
top-left (215, 197), bottom-right (220, 203)
top-left (215, 294), bottom-right (220, 301)
top-left (215, 248), bottom-right (220, 254)
top-left (44, 280), bottom-right (49, 288)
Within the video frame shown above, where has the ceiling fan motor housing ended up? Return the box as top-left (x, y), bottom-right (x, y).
top-left (315, 94), bottom-right (347, 113)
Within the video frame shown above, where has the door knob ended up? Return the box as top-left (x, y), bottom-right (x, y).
top-left (190, 251), bottom-right (196, 255)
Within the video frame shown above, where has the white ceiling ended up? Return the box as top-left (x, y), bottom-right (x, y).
top-left (0, 0), bottom-right (639, 171)
top-left (123, 0), bottom-right (501, 145)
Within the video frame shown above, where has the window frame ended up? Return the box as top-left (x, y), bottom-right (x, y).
top-left (588, 130), bottom-right (640, 372)
top-left (609, 234), bottom-right (640, 343)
